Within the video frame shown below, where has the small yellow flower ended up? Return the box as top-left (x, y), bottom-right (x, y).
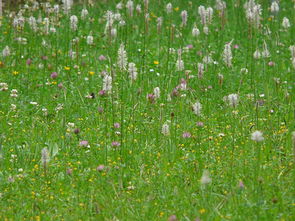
top-left (159, 212), bottom-right (164, 217)
top-left (12, 71), bottom-right (19, 75)
top-left (150, 12), bottom-right (157, 18)
top-left (174, 7), bottom-right (179, 12)
top-left (153, 60), bottom-right (159, 65)
top-left (64, 66), bottom-right (70, 70)
top-left (89, 71), bottom-right (95, 75)
top-left (199, 208), bottom-right (206, 214)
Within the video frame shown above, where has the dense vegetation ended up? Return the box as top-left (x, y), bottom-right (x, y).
top-left (0, 0), bottom-right (294, 220)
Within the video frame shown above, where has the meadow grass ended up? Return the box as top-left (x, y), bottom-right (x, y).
top-left (0, 0), bottom-right (294, 220)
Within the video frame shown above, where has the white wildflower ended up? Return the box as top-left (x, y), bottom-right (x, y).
top-left (154, 87), bottom-right (160, 99)
top-left (117, 43), bottom-right (128, 70)
top-left (81, 8), bottom-right (88, 20)
top-left (181, 10), bottom-right (188, 27)
top-left (162, 123), bottom-right (170, 136)
top-left (192, 101), bottom-right (202, 116)
top-left (103, 75), bottom-right (112, 93)
top-left (227, 94), bottom-right (239, 107)
top-left (253, 49), bottom-right (261, 59)
top-left (166, 3), bottom-right (172, 14)
top-left (70, 15), bottom-right (78, 31)
top-left (223, 41), bottom-right (233, 67)
top-left (87, 35), bottom-right (94, 45)
top-left (192, 26), bottom-right (200, 37)
top-left (262, 40), bottom-right (270, 58)
top-left (270, 1), bottom-right (279, 13)
top-left (126, 0), bottom-right (134, 17)
top-left (200, 170), bottom-right (212, 185)
top-left (251, 130), bottom-right (264, 142)
top-left (128, 62), bottom-right (138, 81)
top-left (282, 17), bottom-right (290, 29)
top-left (41, 148), bottom-right (50, 166)
top-left (2, 46), bottom-right (10, 57)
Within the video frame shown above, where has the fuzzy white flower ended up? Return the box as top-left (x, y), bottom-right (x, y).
top-left (116, 2), bottom-right (123, 10)
top-left (70, 15), bottom-right (78, 31)
top-left (2, 46), bottom-right (10, 57)
top-left (136, 4), bottom-right (141, 14)
top-left (251, 130), bottom-right (264, 142)
top-left (162, 123), bottom-right (170, 136)
top-left (103, 75), bottom-right (112, 93)
top-left (245, 0), bottom-right (262, 28)
top-left (62, 0), bottom-right (73, 13)
top-left (289, 45), bottom-right (295, 58)
top-left (200, 170), bottom-right (212, 185)
top-left (192, 26), bottom-right (200, 37)
top-left (28, 16), bottom-right (37, 32)
top-left (282, 17), bottom-right (290, 29)
top-left (117, 43), bottom-right (128, 71)
top-left (0, 82), bottom-right (8, 91)
top-left (154, 87), bottom-right (160, 99)
top-left (181, 10), bottom-right (188, 27)
top-left (223, 42), bottom-right (233, 67)
top-left (227, 94), bottom-right (239, 107)
top-left (81, 8), bottom-right (89, 20)
top-left (270, 1), bottom-right (279, 13)
top-left (128, 62), bottom-right (138, 81)
top-left (41, 148), bottom-right (50, 166)
top-left (87, 35), bottom-right (94, 45)
top-left (10, 89), bottom-right (18, 98)
top-left (166, 3), bottom-right (172, 14)
top-left (253, 49), bottom-right (261, 59)
top-left (198, 63), bottom-right (204, 79)
top-left (203, 26), bottom-right (209, 35)
top-left (192, 101), bottom-right (202, 116)
top-left (126, 0), bottom-right (134, 17)
top-left (262, 40), bottom-right (270, 58)
top-left (215, 0), bottom-right (226, 12)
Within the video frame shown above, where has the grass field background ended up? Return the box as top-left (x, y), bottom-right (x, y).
top-left (0, 0), bottom-right (294, 220)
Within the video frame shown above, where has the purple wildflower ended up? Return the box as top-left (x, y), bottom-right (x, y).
top-left (96, 165), bottom-right (105, 172)
top-left (79, 140), bottom-right (89, 147)
top-left (50, 72), bottom-right (58, 79)
top-left (182, 132), bottom-right (191, 138)
top-left (112, 141), bottom-right (120, 147)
